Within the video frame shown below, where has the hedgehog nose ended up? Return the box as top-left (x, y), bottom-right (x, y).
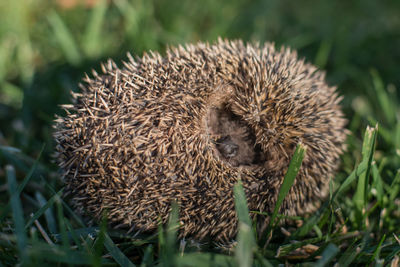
top-left (224, 143), bottom-right (239, 157)
top-left (217, 136), bottom-right (239, 158)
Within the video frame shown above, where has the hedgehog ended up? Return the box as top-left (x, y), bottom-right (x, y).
top-left (54, 39), bottom-right (347, 242)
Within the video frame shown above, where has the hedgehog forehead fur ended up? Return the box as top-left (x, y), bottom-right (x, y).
top-left (54, 39), bottom-right (347, 242)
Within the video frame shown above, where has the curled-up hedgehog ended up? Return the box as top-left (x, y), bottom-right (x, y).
top-left (54, 39), bottom-right (347, 242)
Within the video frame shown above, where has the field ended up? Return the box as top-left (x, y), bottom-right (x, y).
top-left (1, 0), bottom-right (400, 265)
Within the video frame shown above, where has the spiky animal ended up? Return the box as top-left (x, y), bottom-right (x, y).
top-left (54, 39), bottom-right (347, 241)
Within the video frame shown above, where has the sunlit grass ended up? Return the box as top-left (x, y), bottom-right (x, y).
top-left (1, 0), bottom-right (400, 265)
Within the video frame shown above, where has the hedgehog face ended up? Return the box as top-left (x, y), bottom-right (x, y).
top-left (206, 103), bottom-right (264, 167)
top-left (54, 39), bottom-right (347, 242)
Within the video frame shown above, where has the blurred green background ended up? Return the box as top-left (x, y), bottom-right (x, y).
top-left (0, 0), bottom-right (399, 163)
top-left (1, 0), bottom-right (400, 265)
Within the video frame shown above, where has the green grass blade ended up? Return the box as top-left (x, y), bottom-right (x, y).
top-left (254, 250), bottom-right (274, 267)
top-left (371, 162), bottom-right (384, 206)
top-left (367, 117), bottom-right (392, 144)
top-left (6, 165), bottom-right (28, 263)
top-left (0, 147), bottom-right (29, 172)
top-left (334, 160), bottom-right (368, 198)
top-left (337, 240), bottom-right (361, 267)
top-left (277, 236), bottom-right (324, 257)
top-left (370, 234), bottom-right (386, 263)
top-left (52, 227), bottom-right (98, 243)
top-left (314, 39), bottom-right (332, 69)
top-left (175, 253), bottom-right (235, 267)
top-left (25, 189), bottom-right (63, 230)
top-left (82, 0), bottom-right (107, 58)
top-left (17, 144), bottom-right (44, 195)
top-left (278, 232), bottom-right (358, 259)
top-left (140, 244), bottom-right (154, 266)
top-left (60, 199), bottom-right (86, 228)
top-left (56, 197), bottom-right (69, 248)
top-left (234, 181), bottom-right (252, 227)
top-left (0, 145), bottom-right (43, 223)
top-left (35, 191), bottom-right (57, 234)
top-left (0, 145), bottom-right (21, 153)
top-left (314, 243), bottom-right (339, 267)
top-left (92, 215), bottom-right (107, 267)
top-left (292, 202), bottom-right (329, 238)
top-left (64, 220), bottom-right (84, 251)
top-left (163, 202), bottom-right (179, 266)
top-left (104, 233), bottom-right (136, 267)
top-left (395, 122), bottom-right (400, 151)
top-left (27, 243), bottom-right (104, 265)
top-left (270, 143), bottom-right (306, 227)
top-left (157, 215), bottom-right (166, 258)
top-left (47, 10), bottom-right (81, 65)
top-left (234, 180), bottom-right (256, 267)
top-left (384, 242), bottom-right (400, 263)
top-left (389, 170), bottom-right (400, 202)
top-left (290, 145), bottom-right (370, 238)
top-left (370, 69), bottom-right (396, 124)
top-left (43, 181), bottom-right (86, 227)
top-left (353, 125), bottom-right (378, 219)
top-left (114, 0), bottom-right (139, 37)
top-left (0, 39), bottom-right (13, 83)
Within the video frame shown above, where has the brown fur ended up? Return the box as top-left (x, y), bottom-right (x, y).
top-left (54, 39), bottom-right (348, 242)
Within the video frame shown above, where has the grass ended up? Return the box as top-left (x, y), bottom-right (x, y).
top-left (1, 0), bottom-right (400, 265)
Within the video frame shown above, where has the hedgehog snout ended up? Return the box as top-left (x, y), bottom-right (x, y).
top-left (216, 136), bottom-right (239, 158)
top-left (206, 101), bottom-right (266, 168)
